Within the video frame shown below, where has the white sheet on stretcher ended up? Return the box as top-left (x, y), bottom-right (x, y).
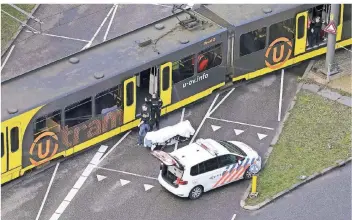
top-left (144, 120), bottom-right (195, 146)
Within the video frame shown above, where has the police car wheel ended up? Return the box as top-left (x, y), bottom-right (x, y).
top-left (189, 186), bottom-right (203, 200)
top-left (244, 168), bottom-right (253, 180)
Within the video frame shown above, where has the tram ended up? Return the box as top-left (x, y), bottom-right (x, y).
top-left (1, 4), bottom-right (351, 184)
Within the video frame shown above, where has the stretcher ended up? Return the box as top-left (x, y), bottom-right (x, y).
top-left (144, 120), bottom-right (195, 151)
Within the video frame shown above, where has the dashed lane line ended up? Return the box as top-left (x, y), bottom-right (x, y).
top-left (49, 131), bottom-right (131, 219)
top-left (49, 145), bottom-right (108, 220)
top-left (207, 116), bottom-right (275, 131)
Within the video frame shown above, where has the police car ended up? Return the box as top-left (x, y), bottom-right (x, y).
top-left (151, 138), bottom-right (262, 200)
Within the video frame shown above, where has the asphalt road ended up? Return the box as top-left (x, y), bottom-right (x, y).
top-left (1, 4), bottom-right (174, 81)
top-left (239, 163), bottom-right (352, 220)
top-left (1, 62), bottom-right (311, 220)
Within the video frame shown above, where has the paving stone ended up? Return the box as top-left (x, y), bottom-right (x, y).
top-left (337, 96), bottom-right (352, 107)
top-left (318, 89), bottom-right (342, 101)
top-left (302, 83), bottom-right (320, 93)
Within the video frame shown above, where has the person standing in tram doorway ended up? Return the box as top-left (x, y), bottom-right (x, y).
top-left (151, 93), bottom-right (163, 130)
top-left (137, 103), bottom-right (151, 146)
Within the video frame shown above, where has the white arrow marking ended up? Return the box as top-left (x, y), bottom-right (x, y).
top-left (96, 175), bottom-right (106, 182)
top-left (234, 129), bottom-right (244, 135)
top-left (144, 184), bottom-right (154, 191)
top-left (257, 133), bottom-right (268, 140)
top-left (120, 179), bottom-right (130, 186)
top-left (211, 125), bottom-right (221, 132)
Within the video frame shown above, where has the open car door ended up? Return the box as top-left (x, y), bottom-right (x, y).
top-left (151, 150), bottom-right (181, 167)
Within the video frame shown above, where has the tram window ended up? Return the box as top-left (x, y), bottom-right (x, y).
top-left (197, 44), bottom-right (222, 73)
top-left (269, 18), bottom-right (295, 43)
top-left (240, 27), bottom-right (267, 56)
top-left (297, 16), bottom-right (305, 39)
top-left (1, 132), bottom-right (4, 157)
top-left (162, 66), bottom-right (170, 90)
top-left (126, 82), bottom-right (134, 106)
top-left (65, 98), bottom-right (92, 128)
top-left (10, 127), bottom-right (19, 152)
top-left (172, 54), bottom-right (194, 83)
top-left (34, 110), bottom-right (61, 135)
top-left (344, 4), bottom-right (351, 21)
top-left (95, 86), bottom-right (121, 115)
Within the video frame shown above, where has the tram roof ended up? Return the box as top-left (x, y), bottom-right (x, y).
top-left (1, 10), bottom-right (224, 121)
top-left (200, 4), bottom-right (301, 27)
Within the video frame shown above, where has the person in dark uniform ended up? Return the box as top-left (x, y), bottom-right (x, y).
top-left (150, 93), bottom-right (163, 130)
top-left (138, 103), bottom-right (151, 146)
top-left (313, 15), bottom-right (322, 46)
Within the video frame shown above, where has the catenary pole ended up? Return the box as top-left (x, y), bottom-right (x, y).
top-left (325, 4), bottom-right (340, 81)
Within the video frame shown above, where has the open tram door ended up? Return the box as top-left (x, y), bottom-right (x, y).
top-left (123, 76), bottom-right (137, 123)
top-left (159, 62), bottom-right (172, 115)
top-left (294, 11), bottom-right (308, 56)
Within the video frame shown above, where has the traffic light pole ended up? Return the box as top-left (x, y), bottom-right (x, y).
top-left (325, 4), bottom-right (340, 81)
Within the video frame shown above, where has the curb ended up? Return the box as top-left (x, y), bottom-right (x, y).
top-left (240, 60), bottom-right (317, 210)
top-left (241, 157), bottom-right (351, 210)
top-left (1, 4), bottom-right (40, 57)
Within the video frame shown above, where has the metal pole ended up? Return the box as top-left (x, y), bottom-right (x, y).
top-left (9, 4), bottom-right (43, 24)
top-left (325, 4), bottom-right (340, 80)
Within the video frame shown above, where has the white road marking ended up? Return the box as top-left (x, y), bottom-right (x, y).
top-left (73, 176), bottom-right (88, 189)
top-left (42, 33), bottom-right (89, 42)
top-left (152, 3), bottom-right (173, 8)
top-left (1, 45), bottom-right (15, 71)
top-left (35, 162), bottom-right (59, 220)
top-left (81, 4), bottom-right (116, 50)
top-left (231, 213), bottom-right (237, 220)
top-left (49, 145), bottom-right (108, 220)
top-left (64, 188), bottom-right (78, 202)
top-left (278, 69), bottom-right (284, 121)
top-left (90, 152), bottom-right (104, 165)
top-left (56, 201), bottom-right (70, 214)
top-left (144, 184), bottom-right (154, 191)
top-left (98, 131), bottom-right (131, 163)
top-left (207, 117), bottom-right (275, 130)
top-left (120, 179), bottom-right (130, 186)
top-left (234, 129), bottom-right (244, 135)
top-left (96, 166), bottom-right (158, 180)
top-left (257, 133), bottom-right (268, 140)
top-left (174, 108), bottom-right (185, 152)
top-left (24, 30), bottom-right (89, 42)
top-left (211, 125), bottom-right (221, 132)
top-left (190, 93), bottom-right (220, 144)
top-left (208, 88), bottom-right (235, 116)
top-left (82, 164), bottom-right (96, 177)
top-left (103, 4), bottom-right (118, 42)
top-left (96, 174), bottom-right (107, 181)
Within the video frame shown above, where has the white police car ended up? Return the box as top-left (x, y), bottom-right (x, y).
top-left (151, 138), bottom-right (262, 200)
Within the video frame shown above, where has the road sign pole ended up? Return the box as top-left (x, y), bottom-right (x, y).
top-left (325, 4), bottom-right (340, 81)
